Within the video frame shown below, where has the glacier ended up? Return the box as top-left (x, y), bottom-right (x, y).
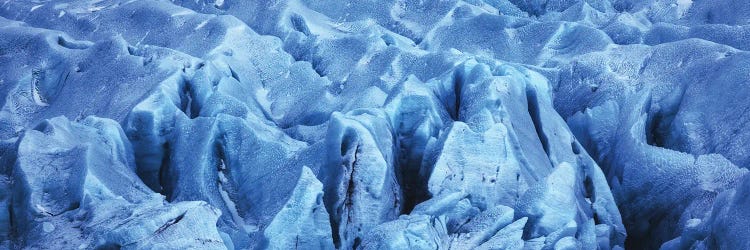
top-left (0, 0), bottom-right (749, 249)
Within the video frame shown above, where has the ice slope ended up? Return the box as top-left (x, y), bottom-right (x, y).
top-left (0, 0), bottom-right (748, 249)
top-left (9, 115), bottom-right (226, 249)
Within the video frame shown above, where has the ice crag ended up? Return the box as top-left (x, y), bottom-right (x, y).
top-left (0, 0), bottom-right (749, 249)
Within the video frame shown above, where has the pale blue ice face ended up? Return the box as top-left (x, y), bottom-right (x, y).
top-left (0, 0), bottom-right (749, 249)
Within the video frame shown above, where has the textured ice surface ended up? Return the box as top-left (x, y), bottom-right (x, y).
top-left (0, 0), bottom-right (749, 249)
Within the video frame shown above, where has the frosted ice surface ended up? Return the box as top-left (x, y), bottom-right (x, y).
top-left (0, 0), bottom-right (749, 249)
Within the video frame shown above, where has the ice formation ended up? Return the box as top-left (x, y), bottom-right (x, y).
top-left (0, 0), bottom-right (749, 249)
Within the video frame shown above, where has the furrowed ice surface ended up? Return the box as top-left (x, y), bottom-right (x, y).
top-left (0, 0), bottom-right (749, 249)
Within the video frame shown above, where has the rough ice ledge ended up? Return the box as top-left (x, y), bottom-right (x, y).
top-left (1, 0), bottom-right (750, 249)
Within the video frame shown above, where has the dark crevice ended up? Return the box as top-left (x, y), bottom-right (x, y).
top-left (396, 140), bottom-right (431, 214)
top-left (345, 144), bottom-right (358, 209)
top-left (69, 201), bottom-right (80, 213)
top-left (154, 212), bottom-right (185, 235)
top-left (393, 111), bottom-right (434, 214)
top-left (625, 210), bottom-right (673, 249)
top-left (310, 55), bottom-right (328, 78)
top-left (342, 143), bottom-right (359, 248)
top-left (329, 132), bottom-right (359, 249)
top-left (352, 237), bottom-right (361, 249)
top-left (7, 204), bottom-right (15, 242)
top-left (94, 243), bottom-right (122, 250)
top-left (593, 212), bottom-right (601, 225)
top-left (126, 45), bottom-right (138, 56)
top-left (57, 36), bottom-right (91, 50)
top-left (449, 69), bottom-right (465, 121)
top-left (705, 12), bottom-right (714, 24)
top-left (195, 62), bottom-right (205, 70)
top-left (647, 112), bottom-right (667, 147)
top-left (228, 66), bottom-right (240, 83)
top-left (583, 175), bottom-right (595, 201)
top-left (646, 84), bottom-right (687, 148)
top-left (143, 56), bottom-right (154, 67)
top-left (158, 142), bottom-right (172, 200)
top-left (526, 86), bottom-right (550, 157)
top-left (571, 141), bottom-right (581, 155)
top-left (179, 81), bottom-right (198, 119)
top-left (290, 14), bottom-right (311, 36)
